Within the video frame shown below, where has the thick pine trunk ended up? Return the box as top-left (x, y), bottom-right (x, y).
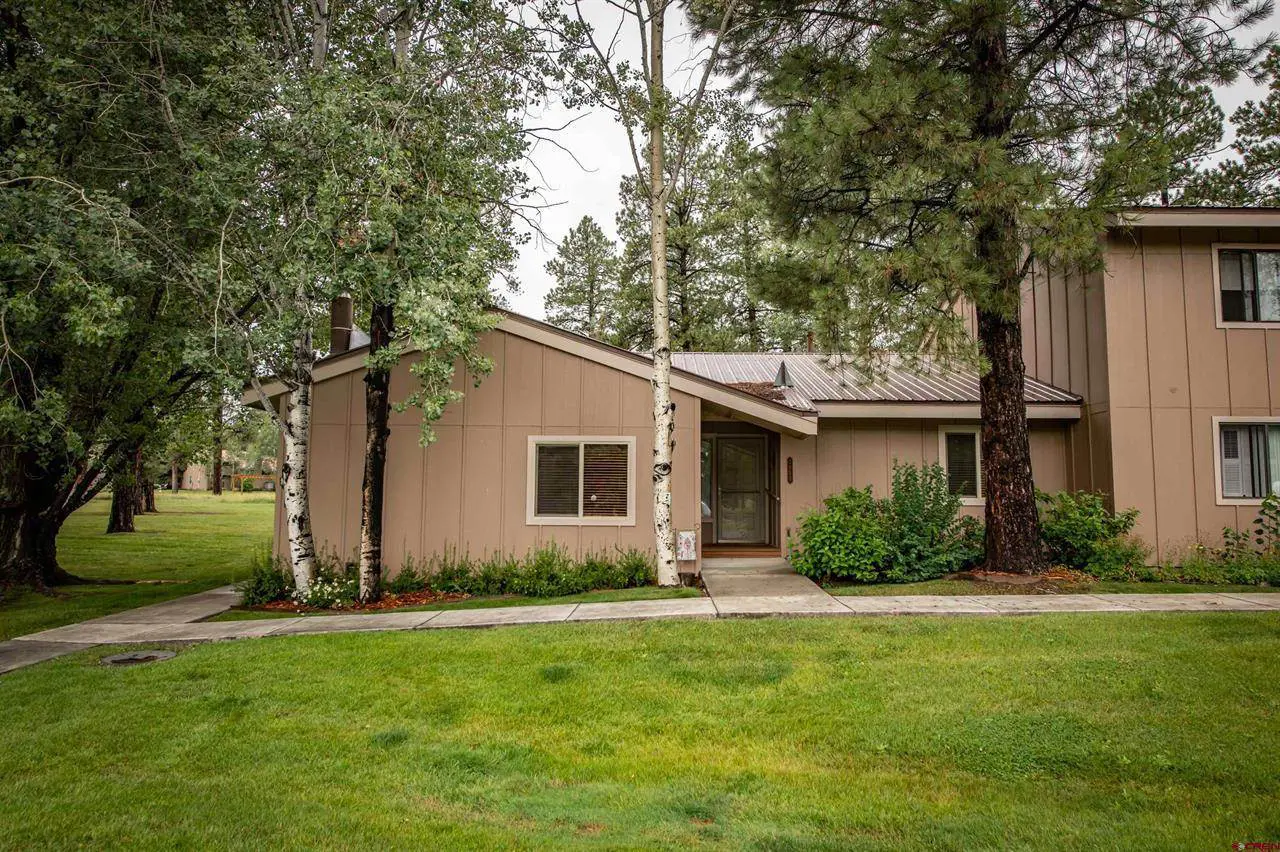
top-left (357, 300), bottom-right (394, 603)
top-left (977, 308), bottom-right (1043, 572)
top-left (170, 459), bottom-right (180, 491)
top-left (647, 2), bottom-right (679, 586)
top-left (142, 479), bottom-right (157, 513)
top-left (212, 403), bottom-right (224, 495)
top-left (281, 330), bottom-right (318, 592)
top-left (970, 7), bottom-right (1044, 574)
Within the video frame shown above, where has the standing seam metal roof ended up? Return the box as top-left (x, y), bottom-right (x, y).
top-left (670, 352), bottom-right (1081, 410)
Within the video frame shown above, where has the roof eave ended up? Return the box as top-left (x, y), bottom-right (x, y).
top-left (1111, 206), bottom-right (1280, 229)
top-left (812, 401), bottom-right (1082, 420)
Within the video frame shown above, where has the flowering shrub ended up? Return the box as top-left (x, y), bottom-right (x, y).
top-left (291, 574), bottom-right (358, 608)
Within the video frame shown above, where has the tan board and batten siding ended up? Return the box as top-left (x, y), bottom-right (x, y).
top-left (779, 420), bottom-right (1071, 543)
top-left (1020, 224), bottom-right (1280, 561)
top-left (274, 330), bottom-right (702, 571)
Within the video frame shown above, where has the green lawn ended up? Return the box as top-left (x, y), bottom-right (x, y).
top-left (831, 577), bottom-right (1280, 596)
top-left (0, 492), bottom-right (274, 640)
top-left (2, 614), bottom-right (1278, 849)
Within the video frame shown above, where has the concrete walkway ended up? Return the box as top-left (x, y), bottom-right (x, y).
top-left (3, 573), bottom-right (1279, 676)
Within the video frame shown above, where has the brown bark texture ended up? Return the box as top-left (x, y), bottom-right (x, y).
top-left (357, 300), bottom-right (394, 602)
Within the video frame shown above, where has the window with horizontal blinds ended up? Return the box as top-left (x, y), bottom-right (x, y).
top-left (944, 432), bottom-right (980, 498)
top-left (1220, 422), bottom-right (1280, 499)
top-left (535, 444), bottom-right (580, 516)
top-left (583, 443), bottom-right (628, 517)
top-left (530, 438), bottom-right (633, 522)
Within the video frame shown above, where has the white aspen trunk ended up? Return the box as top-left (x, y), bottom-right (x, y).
top-left (647, 1), bottom-right (679, 586)
top-left (281, 330), bottom-right (317, 592)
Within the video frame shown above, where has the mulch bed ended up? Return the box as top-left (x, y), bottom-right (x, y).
top-left (247, 589), bottom-right (472, 614)
top-left (950, 566), bottom-right (1097, 594)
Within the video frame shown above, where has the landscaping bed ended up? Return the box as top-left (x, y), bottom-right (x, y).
top-left (212, 585), bottom-right (701, 621)
top-left (791, 462), bottom-right (1280, 592)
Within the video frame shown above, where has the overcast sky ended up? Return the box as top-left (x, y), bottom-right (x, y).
top-left (506, 6), bottom-right (1278, 319)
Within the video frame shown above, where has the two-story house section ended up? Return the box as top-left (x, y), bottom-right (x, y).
top-left (1021, 207), bottom-right (1280, 562)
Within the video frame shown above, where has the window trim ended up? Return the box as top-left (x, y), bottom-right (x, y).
top-left (1213, 415), bottom-right (1280, 506)
top-left (1211, 243), bottom-right (1280, 329)
top-left (938, 425), bottom-right (984, 506)
top-left (526, 435), bottom-right (637, 526)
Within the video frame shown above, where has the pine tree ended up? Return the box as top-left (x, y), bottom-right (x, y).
top-left (544, 216), bottom-right (619, 339)
top-left (697, 0), bottom-right (1267, 572)
top-left (1184, 45), bottom-right (1280, 205)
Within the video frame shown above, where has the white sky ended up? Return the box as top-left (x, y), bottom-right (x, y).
top-left (507, 5), bottom-right (1278, 319)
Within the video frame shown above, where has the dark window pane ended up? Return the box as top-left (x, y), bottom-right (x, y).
top-left (945, 432), bottom-right (979, 497)
top-left (1220, 250), bottom-right (1247, 321)
top-left (583, 443), bottom-right (628, 517)
top-left (536, 444), bottom-right (579, 516)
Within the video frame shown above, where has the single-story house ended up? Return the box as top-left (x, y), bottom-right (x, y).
top-left (248, 207), bottom-right (1280, 571)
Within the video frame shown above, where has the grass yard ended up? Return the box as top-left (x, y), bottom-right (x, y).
top-left (2, 613), bottom-right (1278, 849)
top-left (0, 492), bottom-right (275, 640)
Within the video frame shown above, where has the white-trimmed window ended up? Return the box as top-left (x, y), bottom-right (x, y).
top-left (1215, 417), bottom-right (1280, 504)
top-left (938, 426), bottom-right (982, 504)
top-left (527, 436), bottom-right (636, 525)
top-left (1215, 245), bottom-right (1280, 326)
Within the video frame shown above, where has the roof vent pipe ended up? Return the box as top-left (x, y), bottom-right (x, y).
top-left (329, 295), bottom-right (353, 355)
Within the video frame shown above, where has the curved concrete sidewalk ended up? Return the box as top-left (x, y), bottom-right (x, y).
top-left (3, 570), bottom-right (1279, 675)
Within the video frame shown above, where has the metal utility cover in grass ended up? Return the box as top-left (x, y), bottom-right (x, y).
top-left (100, 650), bottom-right (176, 666)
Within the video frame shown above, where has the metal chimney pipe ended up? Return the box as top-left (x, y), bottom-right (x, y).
top-left (329, 295), bottom-right (353, 355)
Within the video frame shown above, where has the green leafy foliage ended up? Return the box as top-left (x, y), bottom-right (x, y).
top-left (1160, 494), bottom-right (1280, 585)
top-left (791, 464), bottom-right (978, 583)
top-left (790, 487), bottom-right (889, 582)
top-left (1037, 491), bottom-right (1147, 578)
top-left (1, 0), bottom-right (267, 585)
top-left (237, 549), bottom-right (292, 607)
top-left (881, 463), bottom-right (972, 582)
top-left (376, 545), bottom-right (656, 602)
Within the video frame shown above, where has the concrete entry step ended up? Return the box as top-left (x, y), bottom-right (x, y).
top-left (701, 557), bottom-right (793, 574)
top-left (700, 557), bottom-right (833, 605)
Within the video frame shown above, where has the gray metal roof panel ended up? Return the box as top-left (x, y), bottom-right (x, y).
top-left (670, 352), bottom-right (1081, 409)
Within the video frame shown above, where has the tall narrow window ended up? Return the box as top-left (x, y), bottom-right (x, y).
top-left (1218, 248), bottom-right (1280, 323)
top-left (528, 437), bottom-right (635, 524)
top-left (940, 428), bottom-right (981, 500)
top-left (1220, 422), bottom-right (1280, 500)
